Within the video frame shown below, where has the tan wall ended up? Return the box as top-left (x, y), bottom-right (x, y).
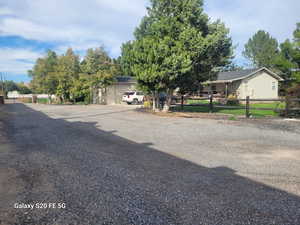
top-left (237, 71), bottom-right (279, 99)
top-left (99, 83), bottom-right (136, 105)
top-left (228, 80), bottom-right (242, 96)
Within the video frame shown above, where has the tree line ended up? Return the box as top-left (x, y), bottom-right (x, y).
top-left (243, 24), bottom-right (300, 88)
top-left (28, 0), bottom-right (299, 110)
top-left (0, 80), bottom-right (32, 96)
top-left (29, 47), bottom-right (121, 103)
top-left (120, 0), bottom-right (300, 111)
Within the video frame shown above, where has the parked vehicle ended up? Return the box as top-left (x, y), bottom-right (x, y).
top-left (122, 91), bottom-right (144, 105)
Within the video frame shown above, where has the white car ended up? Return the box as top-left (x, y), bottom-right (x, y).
top-left (122, 91), bottom-right (144, 105)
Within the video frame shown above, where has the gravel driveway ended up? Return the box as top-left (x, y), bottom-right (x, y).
top-left (0, 103), bottom-right (300, 225)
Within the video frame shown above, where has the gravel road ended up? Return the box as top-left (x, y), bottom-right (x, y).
top-left (0, 102), bottom-right (299, 225)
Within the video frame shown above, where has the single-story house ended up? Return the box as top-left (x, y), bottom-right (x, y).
top-left (203, 67), bottom-right (284, 99)
top-left (98, 76), bottom-right (136, 105)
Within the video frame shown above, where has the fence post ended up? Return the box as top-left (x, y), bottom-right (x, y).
top-left (209, 94), bottom-right (213, 113)
top-left (32, 95), bottom-right (37, 104)
top-left (181, 95), bottom-right (184, 111)
top-left (245, 96), bottom-right (250, 118)
top-left (285, 96), bottom-right (290, 117)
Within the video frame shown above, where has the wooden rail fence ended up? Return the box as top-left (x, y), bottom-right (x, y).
top-left (172, 96), bottom-right (300, 118)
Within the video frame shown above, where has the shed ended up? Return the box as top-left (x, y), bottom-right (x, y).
top-left (98, 76), bottom-right (137, 105)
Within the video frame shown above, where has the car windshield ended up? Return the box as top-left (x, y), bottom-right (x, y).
top-left (124, 92), bottom-right (135, 95)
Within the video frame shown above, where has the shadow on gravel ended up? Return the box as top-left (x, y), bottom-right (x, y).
top-left (66, 109), bottom-right (135, 120)
top-left (0, 103), bottom-right (300, 225)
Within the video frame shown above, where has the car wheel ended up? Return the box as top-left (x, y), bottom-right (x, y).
top-left (127, 102), bottom-right (132, 105)
top-left (133, 99), bottom-right (138, 105)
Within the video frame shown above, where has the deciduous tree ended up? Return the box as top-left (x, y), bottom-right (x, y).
top-left (121, 0), bottom-right (232, 112)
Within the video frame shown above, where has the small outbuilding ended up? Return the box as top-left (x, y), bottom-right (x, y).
top-left (203, 67), bottom-right (284, 99)
top-left (98, 76), bottom-right (137, 105)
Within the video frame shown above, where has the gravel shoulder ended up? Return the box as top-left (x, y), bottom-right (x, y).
top-left (0, 103), bottom-right (300, 225)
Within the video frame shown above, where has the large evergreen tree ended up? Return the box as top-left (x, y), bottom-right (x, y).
top-left (55, 48), bottom-right (80, 102)
top-left (121, 0), bottom-right (232, 111)
top-left (79, 47), bottom-right (117, 103)
top-left (243, 30), bottom-right (279, 68)
top-left (120, 42), bottom-right (135, 77)
top-left (80, 47), bottom-right (111, 74)
top-left (273, 24), bottom-right (300, 85)
top-left (29, 50), bottom-right (58, 98)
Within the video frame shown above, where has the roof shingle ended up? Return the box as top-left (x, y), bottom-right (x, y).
top-left (216, 68), bottom-right (258, 81)
top-left (115, 76), bottom-right (135, 83)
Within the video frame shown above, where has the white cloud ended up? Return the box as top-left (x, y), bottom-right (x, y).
top-left (0, 0), bottom-right (148, 79)
top-left (0, 7), bottom-right (13, 16)
top-left (0, 17), bottom-right (99, 44)
top-left (0, 0), bottom-right (299, 80)
top-left (96, 0), bottom-right (147, 16)
top-left (0, 0), bottom-right (148, 57)
top-left (205, 0), bottom-right (300, 65)
top-left (0, 48), bottom-right (42, 74)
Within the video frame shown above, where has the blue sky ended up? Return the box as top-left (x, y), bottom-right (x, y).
top-left (0, 0), bottom-right (299, 82)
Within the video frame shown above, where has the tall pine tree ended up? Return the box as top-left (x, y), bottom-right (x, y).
top-left (243, 30), bottom-right (279, 68)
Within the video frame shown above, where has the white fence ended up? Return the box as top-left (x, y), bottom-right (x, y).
top-left (7, 91), bottom-right (55, 99)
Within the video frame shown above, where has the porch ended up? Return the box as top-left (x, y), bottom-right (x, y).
top-left (202, 82), bottom-right (237, 97)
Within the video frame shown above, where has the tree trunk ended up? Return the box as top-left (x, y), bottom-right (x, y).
top-left (156, 94), bottom-right (160, 110)
top-left (152, 92), bottom-right (156, 111)
top-left (181, 95), bottom-right (184, 111)
top-left (162, 89), bottom-right (173, 113)
top-left (48, 95), bottom-right (52, 104)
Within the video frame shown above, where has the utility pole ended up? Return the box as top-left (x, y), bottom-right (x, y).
top-left (0, 72), bottom-right (4, 96)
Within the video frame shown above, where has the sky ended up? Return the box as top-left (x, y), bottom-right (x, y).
top-left (0, 0), bottom-right (299, 82)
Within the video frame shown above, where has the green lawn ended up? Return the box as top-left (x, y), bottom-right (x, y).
top-left (37, 98), bottom-right (48, 104)
top-left (218, 108), bottom-right (278, 117)
top-left (186, 99), bottom-right (285, 109)
top-left (183, 99), bottom-right (285, 118)
top-left (187, 99), bottom-right (211, 105)
top-left (172, 105), bottom-right (280, 118)
top-left (245, 102), bottom-right (285, 109)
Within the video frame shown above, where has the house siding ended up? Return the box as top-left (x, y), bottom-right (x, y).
top-left (229, 80), bottom-right (242, 96)
top-left (237, 71), bottom-right (279, 99)
top-left (99, 82), bottom-right (136, 105)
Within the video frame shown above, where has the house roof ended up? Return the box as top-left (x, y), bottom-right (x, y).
top-left (115, 76), bottom-right (136, 83)
top-left (206, 67), bottom-right (284, 84)
top-left (217, 68), bottom-right (258, 81)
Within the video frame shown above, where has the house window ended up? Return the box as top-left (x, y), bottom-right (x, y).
top-left (272, 82), bottom-right (276, 90)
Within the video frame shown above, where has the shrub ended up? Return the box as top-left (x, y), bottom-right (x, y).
top-left (143, 101), bottom-right (152, 108)
top-left (227, 94), bottom-right (240, 106)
